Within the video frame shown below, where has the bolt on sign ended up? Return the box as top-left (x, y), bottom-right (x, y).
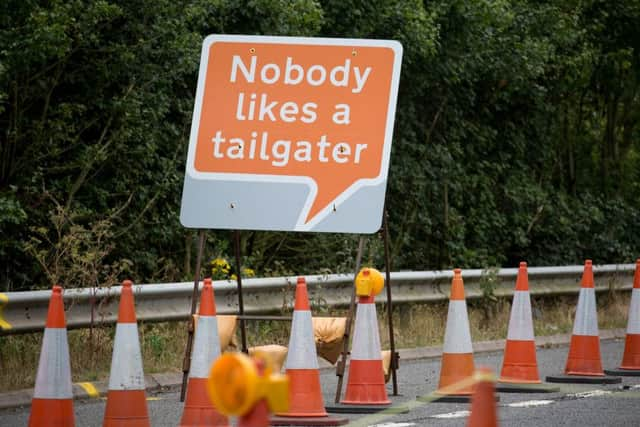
top-left (180, 35), bottom-right (403, 233)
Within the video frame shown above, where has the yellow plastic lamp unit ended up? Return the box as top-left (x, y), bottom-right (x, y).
top-left (355, 267), bottom-right (385, 297)
top-left (0, 292), bottom-right (11, 331)
top-left (206, 352), bottom-right (289, 417)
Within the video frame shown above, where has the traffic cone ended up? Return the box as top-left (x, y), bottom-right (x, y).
top-left (606, 259), bottom-right (640, 376)
top-left (434, 269), bottom-right (475, 402)
top-left (103, 280), bottom-right (150, 427)
top-left (565, 260), bottom-right (603, 376)
top-left (340, 290), bottom-right (390, 406)
top-left (272, 277), bottom-right (347, 425)
top-left (497, 263), bottom-right (558, 393)
top-left (208, 353), bottom-right (290, 427)
top-left (326, 268), bottom-right (408, 417)
top-left (546, 261), bottom-right (621, 384)
top-left (279, 277), bottom-right (327, 417)
top-left (500, 262), bottom-right (539, 383)
top-left (242, 399), bottom-right (270, 427)
top-left (28, 285), bottom-right (75, 427)
top-left (179, 278), bottom-right (229, 426)
top-left (467, 368), bottom-right (498, 427)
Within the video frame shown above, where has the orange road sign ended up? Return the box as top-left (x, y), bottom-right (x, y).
top-left (180, 35), bottom-right (402, 233)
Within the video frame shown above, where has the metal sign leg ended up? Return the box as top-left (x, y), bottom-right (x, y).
top-left (383, 210), bottom-right (399, 396)
top-left (180, 230), bottom-right (206, 402)
top-left (334, 235), bottom-right (366, 403)
top-left (234, 230), bottom-right (248, 354)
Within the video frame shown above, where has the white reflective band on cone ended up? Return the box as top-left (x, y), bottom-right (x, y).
top-left (443, 300), bottom-right (473, 354)
top-left (190, 316), bottom-right (221, 378)
top-left (506, 291), bottom-right (535, 341)
top-left (572, 287), bottom-right (599, 336)
top-left (351, 302), bottom-right (382, 360)
top-left (33, 328), bottom-right (73, 399)
top-left (627, 289), bottom-right (640, 334)
top-left (284, 310), bottom-right (319, 369)
top-left (108, 323), bottom-right (145, 390)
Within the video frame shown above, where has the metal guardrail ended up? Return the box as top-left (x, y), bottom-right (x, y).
top-left (0, 264), bottom-right (635, 334)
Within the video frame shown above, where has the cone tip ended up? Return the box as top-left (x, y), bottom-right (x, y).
top-left (450, 268), bottom-right (465, 300)
top-left (294, 276), bottom-right (310, 310)
top-left (477, 366), bottom-right (493, 375)
top-left (46, 285), bottom-right (66, 328)
top-left (581, 260), bottom-right (594, 288)
top-left (118, 279), bottom-right (137, 323)
top-left (515, 262), bottom-right (529, 291)
top-left (473, 366), bottom-right (496, 384)
top-left (199, 277), bottom-right (216, 315)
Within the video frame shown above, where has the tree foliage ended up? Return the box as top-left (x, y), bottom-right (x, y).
top-left (1, 0), bottom-right (639, 291)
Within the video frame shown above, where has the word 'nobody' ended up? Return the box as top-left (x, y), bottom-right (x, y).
top-left (191, 40), bottom-right (400, 227)
top-left (230, 56), bottom-right (372, 94)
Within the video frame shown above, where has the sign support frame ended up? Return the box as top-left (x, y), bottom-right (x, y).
top-left (334, 235), bottom-right (366, 403)
top-left (233, 230), bottom-right (249, 354)
top-left (179, 34), bottom-right (403, 401)
top-left (332, 208), bottom-right (400, 403)
top-left (383, 208), bottom-right (399, 396)
top-left (180, 230), bottom-right (205, 402)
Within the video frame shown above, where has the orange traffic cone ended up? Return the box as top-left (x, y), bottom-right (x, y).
top-left (434, 269), bottom-right (475, 402)
top-left (497, 263), bottom-right (558, 393)
top-left (500, 262), bottom-right (539, 383)
top-left (546, 261), bottom-right (621, 384)
top-left (103, 280), bottom-right (151, 427)
top-left (326, 268), bottom-right (407, 416)
top-left (341, 284), bottom-right (390, 406)
top-left (467, 368), bottom-right (498, 427)
top-left (179, 278), bottom-right (229, 426)
top-left (280, 277), bottom-right (327, 417)
top-left (242, 398), bottom-right (270, 427)
top-left (606, 259), bottom-right (640, 376)
top-left (28, 285), bottom-right (75, 427)
top-left (272, 277), bottom-right (346, 426)
top-left (208, 353), bottom-right (290, 427)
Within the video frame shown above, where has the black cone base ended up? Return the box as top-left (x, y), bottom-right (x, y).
top-left (420, 394), bottom-right (470, 403)
top-left (416, 393), bottom-right (499, 403)
top-left (270, 416), bottom-right (349, 426)
top-left (545, 374), bottom-right (622, 384)
top-left (604, 368), bottom-right (640, 377)
top-left (325, 403), bottom-right (409, 414)
top-left (496, 382), bottom-right (560, 393)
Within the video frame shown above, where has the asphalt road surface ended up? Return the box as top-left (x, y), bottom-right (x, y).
top-left (2, 338), bottom-right (639, 426)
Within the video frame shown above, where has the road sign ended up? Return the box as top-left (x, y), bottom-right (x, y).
top-left (180, 35), bottom-right (403, 233)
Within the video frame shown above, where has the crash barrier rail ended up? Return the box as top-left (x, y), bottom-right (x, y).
top-left (0, 263), bottom-right (636, 334)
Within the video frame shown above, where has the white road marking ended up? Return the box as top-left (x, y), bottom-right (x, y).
top-left (508, 400), bottom-right (554, 408)
top-left (567, 390), bottom-right (612, 398)
top-left (372, 385), bottom-right (620, 426)
top-left (431, 410), bottom-right (470, 419)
